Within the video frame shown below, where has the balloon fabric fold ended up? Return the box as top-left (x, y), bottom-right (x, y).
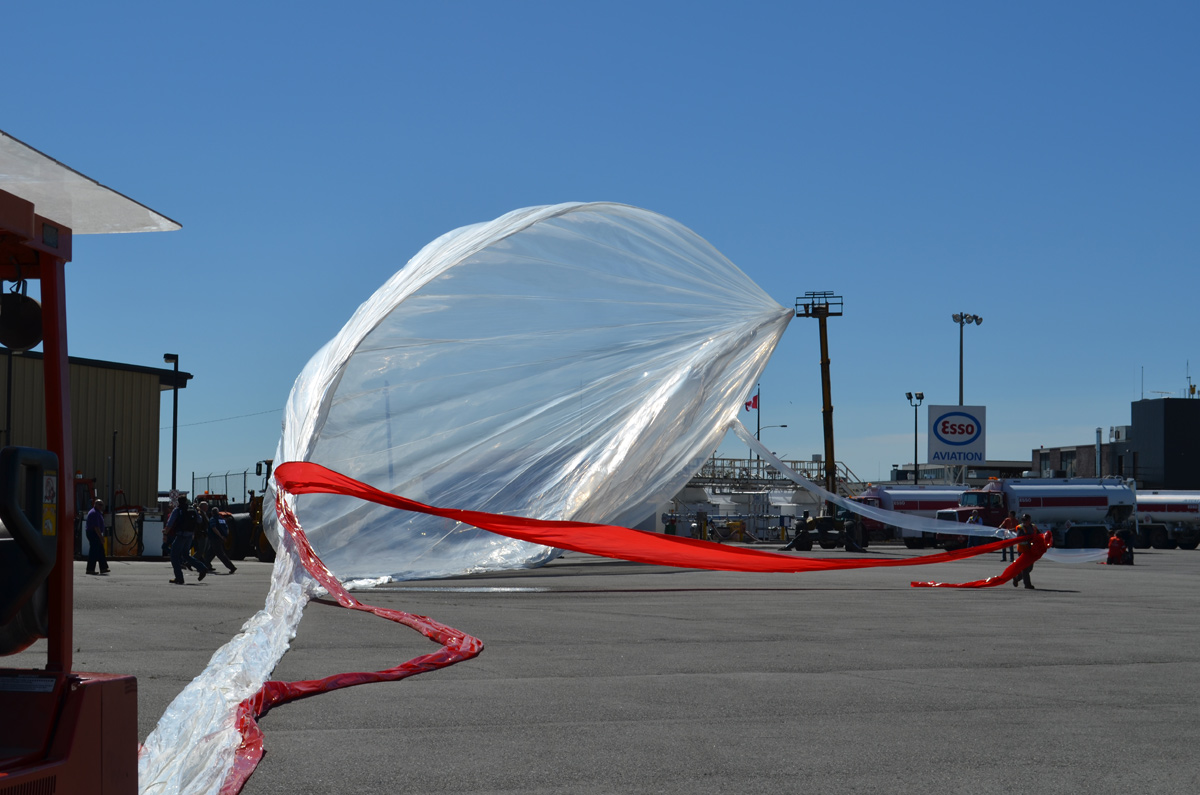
top-left (267, 201), bottom-right (795, 583)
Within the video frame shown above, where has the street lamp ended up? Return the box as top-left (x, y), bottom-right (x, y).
top-left (906, 392), bottom-right (924, 482)
top-left (756, 423), bottom-right (788, 440)
top-left (753, 424), bottom-right (787, 478)
top-left (164, 353), bottom-right (179, 492)
top-left (952, 313), bottom-right (982, 405)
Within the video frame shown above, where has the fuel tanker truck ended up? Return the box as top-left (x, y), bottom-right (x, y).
top-left (935, 477), bottom-right (1136, 548)
top-left (849, 485), bottom-right (967, 548)
top-left (1134, 491), bottom-right (1200, 550)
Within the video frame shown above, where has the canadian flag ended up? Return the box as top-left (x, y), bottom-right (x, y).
top-left (744, 394), bottom-right (758, 412)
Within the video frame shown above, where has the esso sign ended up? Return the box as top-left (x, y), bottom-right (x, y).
top-left (927, 405), bottom-right (986, 464)
top-left (934, 412), bottom-right (981, 446)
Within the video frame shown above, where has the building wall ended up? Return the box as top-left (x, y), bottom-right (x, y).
top-left (1163, 399), bottom-right (1200, 489)
top-left (1032, 443), bottom-right (1108, 478)
top-left (1032, 399), bottom-right (1200, 489)
top-left (0, 352), bottom-right (161, 509)
top-left (1130, 400), bottom-right (1166, 487)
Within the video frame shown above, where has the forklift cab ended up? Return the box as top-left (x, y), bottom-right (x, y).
top-left (0, 130), bottom-right (178, 793)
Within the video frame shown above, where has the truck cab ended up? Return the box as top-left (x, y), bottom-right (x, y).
top-left (934, 483), bottom-right (1007, 548)
top-left (846, 495), bottom-right (884, 533)
top-left (943, 485), bottom-right (1007, 526)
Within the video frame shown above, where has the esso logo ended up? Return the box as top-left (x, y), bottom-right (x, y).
top-left (933, 411), bottom-right (982, 446)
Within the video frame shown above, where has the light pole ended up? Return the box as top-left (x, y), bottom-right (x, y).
top-left (751, 424), bottom-right (787, 535)
top-left (164, 353), bottom-right (179, 492)
top-left (754, 424), bottom-right (787, 478)
top-left (756, 423), bottom-right (788, 441)
top-left (952, 313), bottom-right (982, 405)
top-left (906, 392), bottom-right (923, 483)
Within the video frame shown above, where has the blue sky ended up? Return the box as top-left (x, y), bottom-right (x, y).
top-left (4, 1), bottom-right (1197, 491)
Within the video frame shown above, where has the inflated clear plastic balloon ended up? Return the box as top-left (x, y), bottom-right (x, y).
top-left (267, 201), bottom-right (792, 581)
top-left (143, 204), bottom-right (1094, 795)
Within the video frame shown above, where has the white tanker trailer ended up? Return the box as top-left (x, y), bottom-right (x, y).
top-left (935, 477), bottom-right (1136, 548)
top-left (1134, 491), bottom-right (1200, 549)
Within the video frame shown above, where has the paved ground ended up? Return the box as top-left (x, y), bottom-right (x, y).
top-left (9, 546), bottom-right (1200, 793)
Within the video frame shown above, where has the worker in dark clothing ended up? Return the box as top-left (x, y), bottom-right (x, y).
top-left (198, 501), bottom-right (237, 574)
top-left (1012, 513), bottom-right (1038, 589)
top-left (165, 495), bottom-right (211, 585)
top-left (84, 498), bottom-right (111, 575)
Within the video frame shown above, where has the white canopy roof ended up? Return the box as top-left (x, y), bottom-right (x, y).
top-left (0, 129), bottom-right (180, 234)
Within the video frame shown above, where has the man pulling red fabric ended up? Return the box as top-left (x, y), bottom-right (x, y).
top-left (1012, 514), bottom-right (1039, 589)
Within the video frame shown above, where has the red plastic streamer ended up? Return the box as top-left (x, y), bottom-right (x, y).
top-left (271, 461), bottom-right (1018, 575)
top-left (911, 531), bottom-right (1051, 588)
top-left (219, 486), bottom-right (484, 794)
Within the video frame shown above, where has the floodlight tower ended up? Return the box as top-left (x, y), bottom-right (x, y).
top-left (952, 312), bottom-right (982, 405)
top-left (906, 392), bottom-right (924, 482)
top-left (796, 292), bottom-right (843, 500)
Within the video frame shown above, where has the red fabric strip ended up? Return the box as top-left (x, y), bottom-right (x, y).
top-left (911, 532), bottom-right (1051, 588)
top-left (271, 461), bottom-right (1017, 574)
top-left (218, 482), bottom-right (484, 794)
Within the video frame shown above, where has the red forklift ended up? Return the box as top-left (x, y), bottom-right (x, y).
top-left (0, 131), bottom-right (179, 792)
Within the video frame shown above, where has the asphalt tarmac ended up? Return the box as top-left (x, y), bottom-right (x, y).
top-left (9, 545), bottom-right (1200, 794)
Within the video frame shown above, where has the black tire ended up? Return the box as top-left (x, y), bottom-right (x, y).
top-left (256, 529), bottom-right (277, 563)
top-left (903, 538), bottom-right (924, 550)
top-left (228, 514), bottom-right (253, 560)
top-left (817, 537), bottom-right (838, 550)
top-left (1177, 537), bottom-right (1200, 551)
top-left (0, 582), bottom-right (47, 656)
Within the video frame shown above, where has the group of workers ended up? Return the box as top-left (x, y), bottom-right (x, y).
top-left (163, 495), bottom-right (238, 584)
top-left (82, 494), bottom-right (239, 583)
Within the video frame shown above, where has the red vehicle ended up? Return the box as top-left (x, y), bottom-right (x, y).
top-left (850, 485), bottom-right (967, 548)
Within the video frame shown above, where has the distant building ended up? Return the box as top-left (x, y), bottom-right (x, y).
top-left (1032, 398), bottom-right (1200, 490)
top-left (1, 350), bottom-right (191, 512)
top-left (890, 461), bottom-right (1030, 486)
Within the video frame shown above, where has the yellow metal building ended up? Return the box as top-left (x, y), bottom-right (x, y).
top-left (0, 351), bottom-right (190, 511)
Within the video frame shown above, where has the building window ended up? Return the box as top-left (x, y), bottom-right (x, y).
top-left (1061, 451), bottom-right (1077, 478)
top-left (1039, 452), bottom-right (1051, 477)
